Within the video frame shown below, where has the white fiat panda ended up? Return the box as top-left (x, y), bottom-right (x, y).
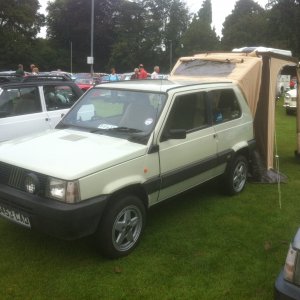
top-left (0, 79), bottom-right (255, 258)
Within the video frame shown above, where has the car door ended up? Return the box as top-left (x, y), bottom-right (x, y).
top-left (156, 91), bottom-right (219, 202)
top-left (42, 84), bottom-right (81, 128)
top-left (208, 89), bottom-right (244, 158)
top-left (0, 85), bottom-right (50, 142)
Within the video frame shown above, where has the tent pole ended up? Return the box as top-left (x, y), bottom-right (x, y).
top-left (295, 66), bottom-right (300, 157)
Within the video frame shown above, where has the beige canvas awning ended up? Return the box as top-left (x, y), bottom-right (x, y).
top-left (170, 51), bottom-right (299, 170)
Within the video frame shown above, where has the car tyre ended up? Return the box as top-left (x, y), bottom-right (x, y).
top-left (223, 155), bottom-right (248, 195)
top-left (95, 194), bottom-right (146, 259)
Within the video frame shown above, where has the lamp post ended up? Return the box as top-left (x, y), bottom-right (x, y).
top-left (169, 40), bottom-right (173, 73)
top-left (90, 0), bottom-right (94, 75)
top-left (70, 41), bottom-right (73, 74)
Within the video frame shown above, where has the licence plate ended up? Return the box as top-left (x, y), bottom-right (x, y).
top-left (0, 204), bottom-right (31, 228)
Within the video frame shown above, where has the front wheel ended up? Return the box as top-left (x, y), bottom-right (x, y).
top-left (95, 194), bottom-right (146, 259)
top-left (223, 155), bottom-right (248, 195)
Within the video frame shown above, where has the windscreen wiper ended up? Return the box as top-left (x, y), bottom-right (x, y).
top-left (108, 127), bottom-right (143, 133)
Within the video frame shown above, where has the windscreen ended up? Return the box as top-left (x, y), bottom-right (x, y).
top-left (58, 88), bottom-right (167, 143)
top-left (173, 60), bottom-right (236, 77)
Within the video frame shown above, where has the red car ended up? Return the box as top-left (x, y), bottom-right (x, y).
top-left (75, 78), bottom-right (94, 91)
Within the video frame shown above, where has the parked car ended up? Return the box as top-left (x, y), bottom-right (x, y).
top-left (74, 73), bottom-right (102, 91)
top-left (0, 79), bottom-right (255, 258)
top-left (0, 75), bottom-right (83, 142)
top-left (121, 72), bottom-right (134, 80)
top-left (100, 74), bottom-right (122, 83)
top-left (50, 70), bottom-right (76, 81)
top-left (275, 228), bottom-right (300, 299)
top-left (283, 88), bottom-right (297, 114)
top-left (75, 77), bottom-right (94, 91)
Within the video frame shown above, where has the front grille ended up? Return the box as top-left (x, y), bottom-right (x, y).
top-left (0, 162), bottom-right (48, 195)
top-left (9, 166), bottom-right (25, 188)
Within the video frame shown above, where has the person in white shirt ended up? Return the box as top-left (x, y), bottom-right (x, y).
top-left (151, 66), bottom-right (160, 79)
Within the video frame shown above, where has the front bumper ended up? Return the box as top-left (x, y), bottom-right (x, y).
top-left (0, 183), bottom-right (109, 240)
top-left (274, 270), bottom-right (300, 300)
top-left (283, 104), bottom-right (297, 111)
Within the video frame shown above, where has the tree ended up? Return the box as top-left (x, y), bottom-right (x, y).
top-left (221, 0), bottom-right (267, 50)
top-left (109, 0), bottom-right (190, 72)
top-left (180, 0), bottom-right (219, 55)
top-left (164, 0), bottom-right (190, 70)
top-left (265, 0), bottom-right (300, 57)
top-left (47, 0), bottom-right (121, 72)
top-left (0, 0), bottom-right (45, 70)
top-left (107, 1), bottom-right (147, 72)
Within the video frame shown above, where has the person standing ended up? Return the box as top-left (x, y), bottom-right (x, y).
top-left (30, 64), bottom-right (36, 73)
top-left (130, 68), bottom-right (139, 80)
top-left (32, 66), bottom-right (39, 75)
top-left (138, 64), bottom-right (148, 79)
top-left (108, 68), bottom-right (119, 81)
top-left (15, 64), bottom-right (25, 78)
top-left (151, 66), bottom-right (160, 79)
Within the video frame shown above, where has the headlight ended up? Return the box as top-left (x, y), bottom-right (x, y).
top-left (24, 173), bottom-right (40, 194)
top-left (47, 177), bottom-right (80, 203)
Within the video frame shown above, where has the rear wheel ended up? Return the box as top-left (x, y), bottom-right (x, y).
top-left (223, 155), bottom-right (248, 195)
top-left (95, 194), bottom-right (146, 259)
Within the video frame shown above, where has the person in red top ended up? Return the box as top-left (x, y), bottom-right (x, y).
top-left (138, 64), bottom-right (148, 79)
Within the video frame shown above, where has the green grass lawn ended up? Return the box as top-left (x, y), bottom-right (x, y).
top-left (1, 98), bottom-right (300, 299)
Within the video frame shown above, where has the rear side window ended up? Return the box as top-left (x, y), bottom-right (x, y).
top-left (209, 89), bottom-right (241, 124)
top-left (43, 85), bottom-right (78, 111)
top-left (0, 86), bottom-right (41, 117)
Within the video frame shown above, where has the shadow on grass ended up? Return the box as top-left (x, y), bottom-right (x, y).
top-left (0, 219), bottom-right (106, 263)
top-left (0, 178), bottom-right (224, 263)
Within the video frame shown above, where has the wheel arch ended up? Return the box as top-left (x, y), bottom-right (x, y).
top-left (106, 184), bottom-right (149, 212)
top-left (225, 144), bottom-right (252, 177)
top-left (231, 138), bottom-right (256, 162)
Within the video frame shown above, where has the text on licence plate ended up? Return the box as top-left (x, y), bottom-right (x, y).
top-left (0, 204), bottom-right (31, 228)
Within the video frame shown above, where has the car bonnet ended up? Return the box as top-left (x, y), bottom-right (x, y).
top-left (0, 129), bottom-right (147, 180)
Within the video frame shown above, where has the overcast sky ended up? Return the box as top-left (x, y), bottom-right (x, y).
top-left (38, 0), bottom-right (270, 37)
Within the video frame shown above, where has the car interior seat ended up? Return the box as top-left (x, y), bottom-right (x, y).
top-left (119, 94), bottom-right (156, 132)
top-left (14, 93), bottom-right (40, 115)
top-left (193, 94), bottom-right (206, 128)
top-left (217, 91), bottom-right (234, 121)
top-left (168, 95), bottom-right (196, 131)
top-left (0, 91), bottom-right (14, 117)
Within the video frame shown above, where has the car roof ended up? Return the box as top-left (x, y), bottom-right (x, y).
top-left (0, 74), bottom-right (72, 85)
top-left (96, 78), bottom-right (233, 93)
top-left (286, 89), bottom-right (297, 96)
top-left (0, 73), bottom-right (78, 87)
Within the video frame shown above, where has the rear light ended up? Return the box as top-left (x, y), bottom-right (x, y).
top-left (283, 245), bottom-right (297, 282)
top-left (283, 228), bottom-right (300, 284)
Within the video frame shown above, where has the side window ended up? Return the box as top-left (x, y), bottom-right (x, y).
top-left (209, 89), bottom-right (241, 124)
top-left (0, 89), bottom-right (15, 117)
top-left (164, 92), bottom-right (208, 133)
top-left (0, 87), bottom-right (42, 117)
top-left (44, 85), bottom-right (78, 111)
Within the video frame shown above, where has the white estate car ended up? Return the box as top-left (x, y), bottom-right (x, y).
top-left (283, 88), bottom-right (297, 114)
top-left (0, 80), bottom-right (255, 258)
top-left (0, 78), bottom-right (83, 141)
